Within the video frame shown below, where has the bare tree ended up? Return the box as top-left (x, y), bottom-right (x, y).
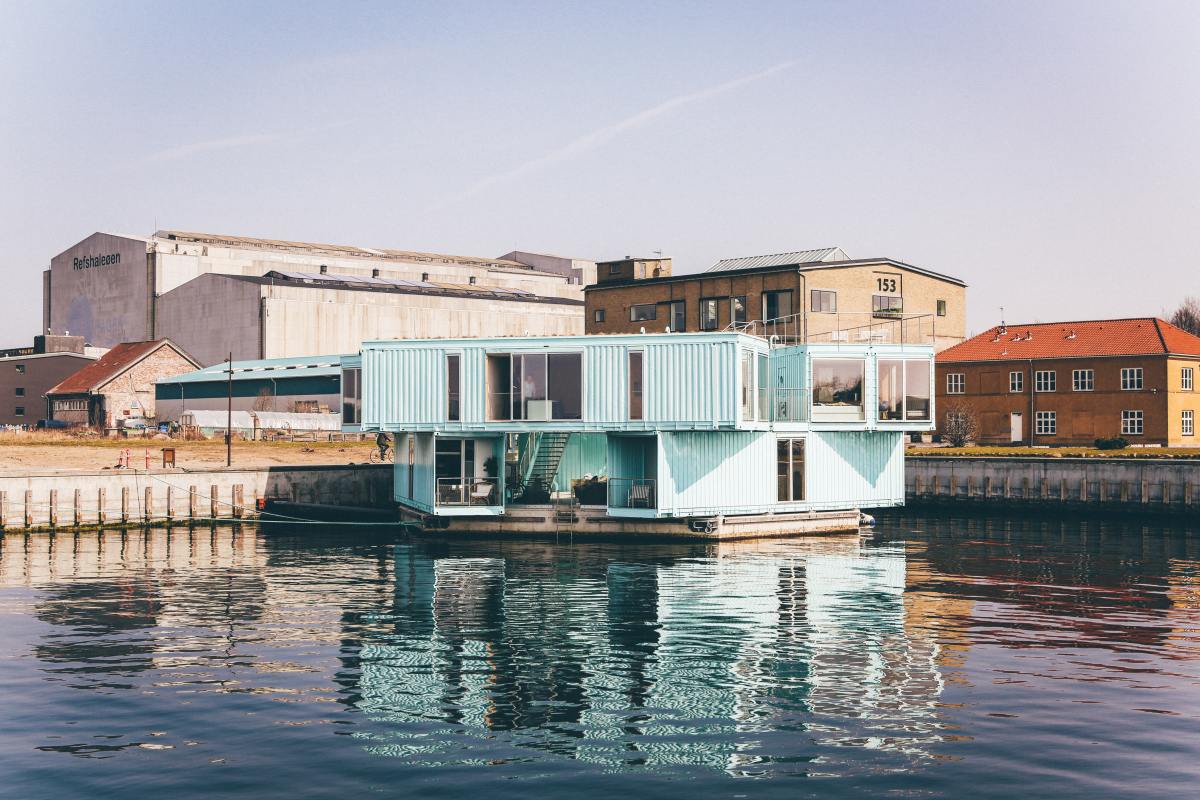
top-left (1169, 296), bottom-right (1200, 336)
top-left (940, 400), bottom-right (980, 447)
top-left (252, 387), bottom-right (275, 412)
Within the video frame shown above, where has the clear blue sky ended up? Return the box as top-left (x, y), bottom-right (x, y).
top-left (2, 0), bottom-right (1197, 342)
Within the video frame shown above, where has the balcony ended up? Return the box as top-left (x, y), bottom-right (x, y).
top-left (436, 477), bottom-right (498, 507)
top-left (608, 477), bottom-right (657, 510)
top-left (728, 312), bottom-right (937, 347)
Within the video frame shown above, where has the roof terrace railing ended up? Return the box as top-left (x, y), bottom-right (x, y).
top-left (726, 312), bottom-right (937, 347)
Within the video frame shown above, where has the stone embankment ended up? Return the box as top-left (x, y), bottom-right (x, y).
top-left (906, 456), bottom-right (1200, 515)
top-left (0, 464), bottom-right (394, 531)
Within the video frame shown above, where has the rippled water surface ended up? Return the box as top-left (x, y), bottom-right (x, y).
top-left (2, 514), bottom-right (1199, 799)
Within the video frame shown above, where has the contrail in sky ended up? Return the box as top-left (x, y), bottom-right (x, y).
top-left (142, 133), bottom-right (282, 164)
top-left (433, 60), bottom-right (797, 209)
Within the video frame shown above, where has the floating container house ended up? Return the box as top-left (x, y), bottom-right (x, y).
top-left (347, 324), bottom-right (935, 538)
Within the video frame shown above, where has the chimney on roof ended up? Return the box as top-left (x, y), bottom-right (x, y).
top-left (371, 268), bottom-right (380, 278)
top-left (319, 265), bottom-right (328, 274)
top-left (1066, 330), bottom-right (1076, 339)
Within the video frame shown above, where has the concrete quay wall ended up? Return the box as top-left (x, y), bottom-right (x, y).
top-left (0, 464), bottom-right (393, 530)
top-left (906, 456), bottom-right (1200, 514)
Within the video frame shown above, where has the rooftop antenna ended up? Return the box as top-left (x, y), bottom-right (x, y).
top-left (653, 250), bottom-right (663, 258)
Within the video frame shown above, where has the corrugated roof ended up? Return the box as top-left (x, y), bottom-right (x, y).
top-left (235, 271), bottom-right (583, 306)
top-left (706, 247), bottom-right (851, 273)
top-left (162, 355), bottom-right (345, 385)
top-left (156, 230), bottom-right (539, 272)
top-left (47, 340), bottom-right (198, 395)
top-left (937, 318), bottom-right (1200, 362)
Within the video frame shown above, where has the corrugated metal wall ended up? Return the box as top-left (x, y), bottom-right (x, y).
top-left (394, 432), bottom-right (435, 511)
top-left (806, 430), bottom-right (905, 508)
top-left (552, 433), bottom-right (609, 491)
top-left (362, 335), bottom-right (757, 430)
top-left (658, 431), bottom-right (776, 516)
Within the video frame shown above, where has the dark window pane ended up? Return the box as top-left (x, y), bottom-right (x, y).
top-left (629, 351), bottom-right (644, 420)
top-left (790, 439), bottom-right (805, 501)
top-left (446, 355), bottom-right (460, 421)
top-left (547, 353), bottom-right (582, 420)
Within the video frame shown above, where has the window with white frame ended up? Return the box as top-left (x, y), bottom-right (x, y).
top-left (1121, 409), bottom-right (1144, 435)
top-left (1120, 367), bottom-right (1143, 390)
top-left (1009, 371), bottom-right (1023, 392)
top-left (1183, 410), bottom-right (1194, 436)
top-left (1035, 370), bottom-right (1056, 392)
top-left (877, 359), bottom-right (932, 421)
top-left (946, 373), bottom-right (965, 394)
top-left (1035, 410), bottom-right (1056, 435)
top-left (1183, 367), bottom-right (1194, 391)
top-left (1072, 369), bottom-right (1094, 392)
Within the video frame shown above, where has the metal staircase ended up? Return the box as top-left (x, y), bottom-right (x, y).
top-left (524, 432), bottom-right (571, 490)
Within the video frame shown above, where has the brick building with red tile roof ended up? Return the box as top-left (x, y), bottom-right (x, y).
top-left (47, 339), bottom-right (199, 429)
top-left (935, 318), bottom-right (1200, 447)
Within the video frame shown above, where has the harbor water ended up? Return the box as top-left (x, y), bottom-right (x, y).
top-left (1, 514), bottom-right (1198, 799)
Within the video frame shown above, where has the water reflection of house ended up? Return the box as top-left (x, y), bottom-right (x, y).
top-left (352, 538), bottom-right (953, 775)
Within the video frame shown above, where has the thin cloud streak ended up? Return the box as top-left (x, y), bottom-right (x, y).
top-left (142, 133), bottom-right (283, 164)
top-left (432, 60), bottom-right (797, 209)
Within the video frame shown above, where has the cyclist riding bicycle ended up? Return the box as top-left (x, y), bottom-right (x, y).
top-left (375, 432), bottom-right (392, 462)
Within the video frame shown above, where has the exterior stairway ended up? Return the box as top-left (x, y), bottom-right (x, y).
top-left (521, 432), bottom-right (571, 491)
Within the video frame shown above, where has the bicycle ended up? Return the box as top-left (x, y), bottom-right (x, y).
top-left (369, 447), bottom-right (395, 463)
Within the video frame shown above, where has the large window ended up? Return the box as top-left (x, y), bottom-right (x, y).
top-left (487, 353), bottom-right (582, 421)
top-left (628, 351), bottom-right (644, 420)
top-left (1035, 410), bottom-right (1056, 435)
top-left (730, 296), bottom-right (748, 324)
top-left (593, 309), bottom-right (605, 323)
top-left (700, 298), bottom-right (720, 331)
top-left (1009, 371), bottom-right (1023, 392)
top-left (810, 289), bottom-right (836, 313)
top-left (1121, 367), bottom-right (1143, 390)
top-left (1072, 369), bottom-right (1094, 392)
top-left (341, 367), bottom-right (361, 424)
top-left (446, 354), bottom-right (461, 421)
top-left (1035, 370), bottom-right (1056, 392)
top-left (1121, 410), bottom-right (1143, 435)
top-left (946, 373), bottom-right (965, 394)
top-left (777, 439), bottom-right (805, 502)
top-left (1183, 410), bottom-right (1194, 436)
top-left (1184, 367), bottom-right (1194, 391)
top-left (812, 359), bottom-right (864, 416)
top-left (763, 290), bottom-right (793, 321)
top-left (629, 303), bottom-right (656, 322)
top-left (872, 295), bottom-right (903, 317)
top-left (878, 359), bottom-right (932, 421)
top-left (668, 301), bottom-right (686, 332)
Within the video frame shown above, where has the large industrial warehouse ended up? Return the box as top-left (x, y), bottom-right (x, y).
top-left (43, 230), bottom-right (589, 366)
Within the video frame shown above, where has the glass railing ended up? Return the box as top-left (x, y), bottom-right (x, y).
top-left (728, 312), bottom-right (937, 346)
top-left (436, 477), bottom-right (498, 506)
top-left (608, 477), bottom-right (657, 510)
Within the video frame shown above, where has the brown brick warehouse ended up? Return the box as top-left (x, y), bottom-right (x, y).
top-left (935, 318), bottom-right (1200, 447)
top-left (583, 248), bottom-right (967, 352)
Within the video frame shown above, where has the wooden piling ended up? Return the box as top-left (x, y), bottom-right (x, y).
top-left (1060, 478), bottom-right (1067, 502)
top-left (1141, 480), bottom-right (1149, 504)
top-left (0, 490), bottom-right (6, 529)
top-left (984, 476), bottom-right (992, 498)
top-left (233, 485), bottom-right (244, 519)
top-left (73, 489), bottom-right (81, 525)
top-left (915, 475), bottom-right (924, 495)
top-left (931, 475), bottom-right (940, 496)
top-left (1163, 481), bottom-right (1171, 505)
top-left (189, 485), bottom-right (198, 519)
top-left (24, 490), bottom-right (33, 527)
top-left (210, 485), bottom-right (219, 519)
top-left (1040, 478), bottom-right (1048, 500)
top-left (120, 487), bottom-right (129, 523)
top-left (950, 476), bottom-right (958, 497)
top-left (144, 486), bottom-right (153, 522)
top-left (1187, 483), bottom-right (1194, 505)
top-left (97, 488), bottom-right (106, 525)
top-left (48, 490), bottom-right (58, 527)
top-left (1120, 481), bottom-right (1129, 503)
top-left (1003, 476), bottom-right (1011, 498)
top-left (166, 486), bottom-right (173, 521)
top-left (1081, 477), bottom-right (1087, 503)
